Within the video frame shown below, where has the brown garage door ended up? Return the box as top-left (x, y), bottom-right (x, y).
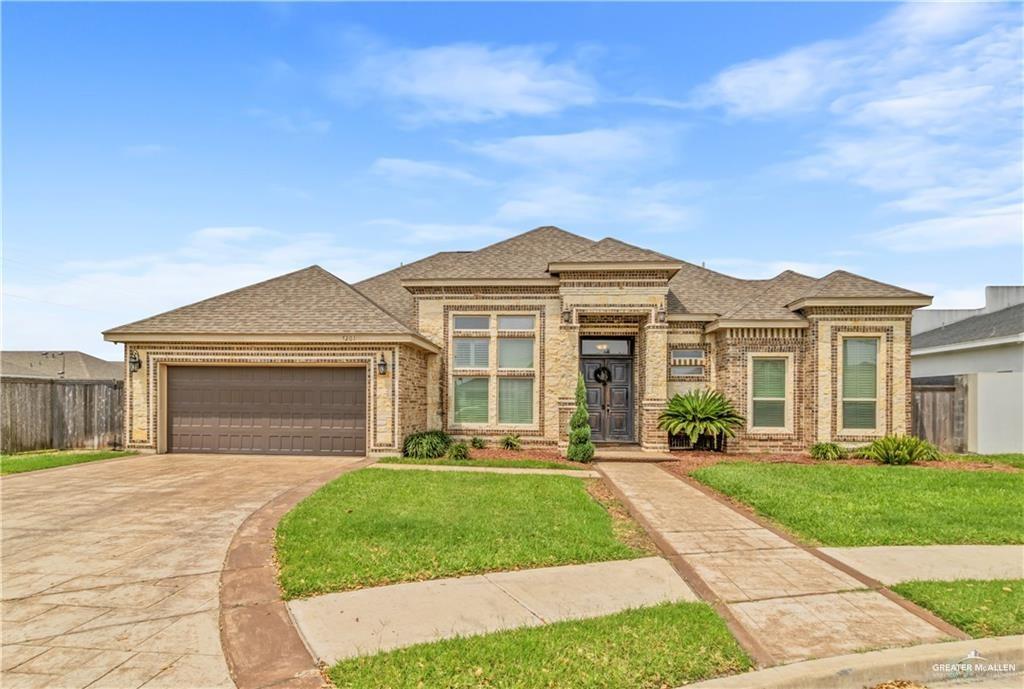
top-left (167, 366), bottom-right (366, 456)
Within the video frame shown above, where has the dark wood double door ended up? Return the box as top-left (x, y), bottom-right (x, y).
top-left (581, 355), bottom-right (633, 442)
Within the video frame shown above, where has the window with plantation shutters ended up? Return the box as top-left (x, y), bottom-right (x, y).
top-left (842, 338), bottom-right (878, 429)
top-left (454, 377), bottom-right (488, 423)
top-left (453, 338), bottom-right (489, 369)
top-left (751, 357), bottom-right (786, 428)
top-left (499, 378), bottom-right (533, 424)
top-left (498, 338), bottom-right (533, 369)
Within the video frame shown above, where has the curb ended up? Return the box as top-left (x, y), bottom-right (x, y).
top-left (682, 635), bottom-right (1024, 688)
top-left (219, 458), bottom-right (374, 689)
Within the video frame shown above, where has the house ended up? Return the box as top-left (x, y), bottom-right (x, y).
top-left (911, 287), bottom-right (1024, 453)
top-left (1, 351), bottom-right (123, 380)
top-left (103, 226), bottom-right (930, 457)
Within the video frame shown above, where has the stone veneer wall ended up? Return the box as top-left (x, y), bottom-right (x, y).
top-left (121, 342), bottom-right (428, 456)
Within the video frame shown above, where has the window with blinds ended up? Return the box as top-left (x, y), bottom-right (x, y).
top-left (843, 338), bottom-right (878, 429)
top-left (454, 377), bottom-right (488, 423)
top-left (498, 338), bottom-right (533, 368)
top-left (751, 357), bottom-right (786, 428)
top-left (453, 338), bottom-right (489, 369)
top-left (499, 378), bottom-right (533, 424)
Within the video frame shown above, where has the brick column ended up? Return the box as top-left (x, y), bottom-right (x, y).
top-left (640, 321), bottom-right (669, 451)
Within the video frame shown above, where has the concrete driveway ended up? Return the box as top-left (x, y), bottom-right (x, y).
top-left (1, 453), bottom-right (359, 689)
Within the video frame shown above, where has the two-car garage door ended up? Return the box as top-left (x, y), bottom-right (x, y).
top-left (167, 366), bottom-right (366, 456)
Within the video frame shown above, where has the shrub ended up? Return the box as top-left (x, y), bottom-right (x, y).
top-left (658, 389), bottom-right (744, 446)
top-left (499, 434), bottom-right (522, 451)
top-left (861, 435), bottom-right (941, 465)
top-left (446, 442), bottom-right (470, 461)
top-left (470, 436), bottom-right (486, 450)
top-left (566, 374), bottom-right (595, 463)
top-left (402, 430), bottom-right (452, 458)
top-left (847, 445), bottom-right (872, 459)
top-left (809, 442), bottom-right (846, 461)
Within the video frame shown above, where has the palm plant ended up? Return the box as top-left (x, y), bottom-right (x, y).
top-left (658, 389), bottom-right (744, 446)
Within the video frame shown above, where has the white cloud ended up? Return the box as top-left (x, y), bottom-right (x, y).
top-left (471, 126), bottom-right (668, 167)
top-left (869, 203), bottom-right (1023, 252)
top-left (247, 108), bottom-right (331, 134)
top-left (366, 219), bottom-right (511, 244)
top-left (693, 2), bottom-right (1022, 252)
top-left (333, 41), bottom-right (596, 123)
top-left (371, 158), bottom-right (489, 186)
top-left (2, 227), bottom-right (411, 357)
top-left (704, 258), bottom-right (846, 280)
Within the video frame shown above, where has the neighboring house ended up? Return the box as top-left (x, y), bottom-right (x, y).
top-left (0, 351), bottom-right (123, 380)
top-left (103, 226), bottom-right (930, 457)
top-left (912, 287), bottom-right (1024, 454)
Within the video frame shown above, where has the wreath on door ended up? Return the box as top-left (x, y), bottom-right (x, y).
top-left (593, 366), bottom-right (612, 384)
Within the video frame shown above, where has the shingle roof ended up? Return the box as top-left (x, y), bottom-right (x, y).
top-left (913, 303), bottom-right (1024, 349)
top-left (1, 351), bottom-right (123, 380)
top-left (721, 271), bottom-right (821, 320)
top-left (797, 270), bottom-right (928, 301)
top-left (104, 266), bottom-right (414, 336)
top-left (550, 237), bottom-right (678, 266)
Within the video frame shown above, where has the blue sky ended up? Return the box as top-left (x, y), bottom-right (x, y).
top-left (3, 2), bottom-right (1022, 357)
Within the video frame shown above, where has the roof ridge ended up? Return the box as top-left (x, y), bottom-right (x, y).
top-left (473, 225), bottom-right (593, 255)
top-left (805, 269), bottom-right (929, 299)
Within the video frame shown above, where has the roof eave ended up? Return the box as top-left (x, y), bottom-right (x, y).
top-left (705, 319), bottom-right (810, 333)
top-left (101, 331), bottom-right (442, 354)
top-left (547, 261), bottom-right (683, 274)
top-left (400, 278), bottom-right (560, 288)
top-left (787, 296), bottom-right (933, 310)
top-left (911, 333), bottom-right (1024, 356)
top-left (666, 313), bottom-right (719, 322)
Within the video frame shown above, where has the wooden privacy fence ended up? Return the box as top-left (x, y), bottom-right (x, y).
top-left (911, 375), bottom-right (966, 453)
top-left (1, 377), bottom-right (123, 453)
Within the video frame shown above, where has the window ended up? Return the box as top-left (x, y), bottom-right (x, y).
top-left (843, 338), bottom-right (878, 430)
top-left (499, 378), bottom-right (533, 424)
top-left (581, 339), bottom-right (630, 355)
top-left (454, 315), bottom-right (489, 331)
top-left (671, 349), bottom-right (704, 360)
top-left (450, 312), bottom-right (538, 426)
top-left (751, 358), bottom-right (786, 428)
top-left (453, 338), bottom-right (489, 369)
top-left (453, 377), bottom-right (488, 423)
top-left (498, 315), bottom-right (535, 330)
top-left (498, 338), bottom-right (533, 368)
top-left (671, 365), bottom-right (704, 377)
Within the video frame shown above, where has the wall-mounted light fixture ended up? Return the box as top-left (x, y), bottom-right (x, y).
top-left (377, 353), bottom-right (389, 376)
top-left (656, 310), bottom-right (667, 323)
top-left (561, 309), bottom-right (573, 324)
top-left (128, 351), bottom-right (142, 374)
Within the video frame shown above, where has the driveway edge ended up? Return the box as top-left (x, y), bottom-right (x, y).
top-left (219, 458), bottom-right (374, 689)
top-left (681, 635), bottom-right (1023, 689)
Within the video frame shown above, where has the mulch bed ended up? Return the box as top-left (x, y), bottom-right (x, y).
top-left (662, 451), bottom-right (1018, 478)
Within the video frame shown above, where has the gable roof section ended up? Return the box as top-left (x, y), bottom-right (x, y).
top-left (913, 302), bottom-right (1024, 350)
top-left (103, 266), bottom-right (434, 347)
top-left (789, 270), bottom-right (929, 306)
top-left (547, 237), bottom-right (681, 272)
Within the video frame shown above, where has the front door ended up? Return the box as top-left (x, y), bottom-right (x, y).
top-left (581, 357), bottom-right (633, 442)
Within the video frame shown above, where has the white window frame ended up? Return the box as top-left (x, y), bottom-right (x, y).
top-left (838, 335), bottom-right (883, 435)
top-left (448, 312), bottom-right (539, 430)
top-left (746, 352), bottom-right (794, 434)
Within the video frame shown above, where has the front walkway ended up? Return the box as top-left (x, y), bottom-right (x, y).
top-left (599, 462), bottom-right (955, 665)
top-left (288, 556), bottom-right (695, 664)
top-left (820, 545), bottom-right (1024, 585)
top-left (1, 453), bottom-right (359, 689)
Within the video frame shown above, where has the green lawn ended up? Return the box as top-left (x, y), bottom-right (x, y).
top-left (943, 453), bottom-right (1024, 469)
top-left (691, 463), bottom-right (1023, 546)
top-left (0, 450), bottom-right (137, 475)
top-left (328, 602), bottom-right (750, 689)
top-left (379, 456), bottom-right (585, 470)
top-left (891, 579), bottom-right (1024, 638)
top-left (276, 469), bottom-right (649, 598)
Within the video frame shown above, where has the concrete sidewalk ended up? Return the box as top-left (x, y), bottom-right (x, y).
top-left (288, 556), bottom-right (695, 664)
top-left (820, 545), bottom-right (1024, 585)
top-left (598, 462), bottom-right (955, 665)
